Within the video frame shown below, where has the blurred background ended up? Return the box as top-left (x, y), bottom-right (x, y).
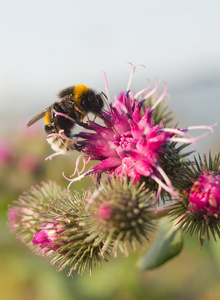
top-left (1, 1), bottom-right (220, 299)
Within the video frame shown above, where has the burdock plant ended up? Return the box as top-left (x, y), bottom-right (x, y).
top-left (8, 64), bottom-right (218, 275)
top-left (169, 153), bottom-right (220, 246)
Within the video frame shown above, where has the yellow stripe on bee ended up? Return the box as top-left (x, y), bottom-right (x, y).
top-left (73, 84), bottom-right (89, 103)
top-left (45, 111), bottom-right (51, 125)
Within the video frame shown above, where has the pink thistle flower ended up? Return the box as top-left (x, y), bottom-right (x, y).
top-left (169, 154), bottom-right (220, 246)
top-left (65, 64), bottom-right (215, 198)
top-left (188, 172), bottom-right (220, 218)
top-left (67, 89), bottom-right (176, 196)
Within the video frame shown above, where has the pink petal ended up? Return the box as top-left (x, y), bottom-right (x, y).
top-left (90, 122), bottom-right (115, 141)
top-left (134, 161), bottom-right (153, 177)
top-left (92, 157), bottom-right (122, 171)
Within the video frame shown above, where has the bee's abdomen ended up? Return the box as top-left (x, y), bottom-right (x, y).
top-left (46, 135), bottom-right (76, 154)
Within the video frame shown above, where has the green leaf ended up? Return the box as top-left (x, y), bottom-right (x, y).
top-left (138, 216), bottom-right (183, 270)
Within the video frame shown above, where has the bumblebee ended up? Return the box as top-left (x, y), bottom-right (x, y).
top-left (27, 84), bottom-right (104, 157)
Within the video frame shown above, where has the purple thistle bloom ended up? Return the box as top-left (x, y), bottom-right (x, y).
top-left (81, 92), bottom-right (173, 184)
top-left (64, 64), bottom-right (215, 197)
top-left (188, 172), bottom-right (220, 218)
top-left (169, 154), bottom-right (220, 245)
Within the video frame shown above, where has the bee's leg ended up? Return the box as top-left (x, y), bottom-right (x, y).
top-left (73, 103), bottom-right (90, 125)
top-left (47, 130), bottom-right (76, 142)
top-left (84, 113), bottom-right (90, 125)
top-left (53, 109), bottom-right (76, 123)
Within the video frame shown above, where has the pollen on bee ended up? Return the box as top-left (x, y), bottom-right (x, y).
top-left (45, 111), bottom-right (51, 125)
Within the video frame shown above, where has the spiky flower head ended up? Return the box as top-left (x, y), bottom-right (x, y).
top-left (8, 181), bottom-right (111, 276)
top-left (188, 172), bottom-right (220, 215)
top-left (7, 181), bottom-right (64, 246)
top-left (169, 153), bottom-right (220, 246)
top-left (8, 178), bottom-right (157, 275)
top-left (84, 177), bottom-right (157, 257)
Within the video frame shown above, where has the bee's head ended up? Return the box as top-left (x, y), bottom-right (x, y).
top-left (60, 84), bottom-right (105, 116)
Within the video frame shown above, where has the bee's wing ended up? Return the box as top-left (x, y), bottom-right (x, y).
top-left (27, 106), bottom-right (52, 127)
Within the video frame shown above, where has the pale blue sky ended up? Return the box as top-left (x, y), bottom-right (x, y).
top-left (1, 0), bottom-right (220, 153)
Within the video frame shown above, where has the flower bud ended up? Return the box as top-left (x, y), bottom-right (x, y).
top-left (169, 153), bottom-right (220, 246)
top-left (85, 177), bottom-right (157, 256)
